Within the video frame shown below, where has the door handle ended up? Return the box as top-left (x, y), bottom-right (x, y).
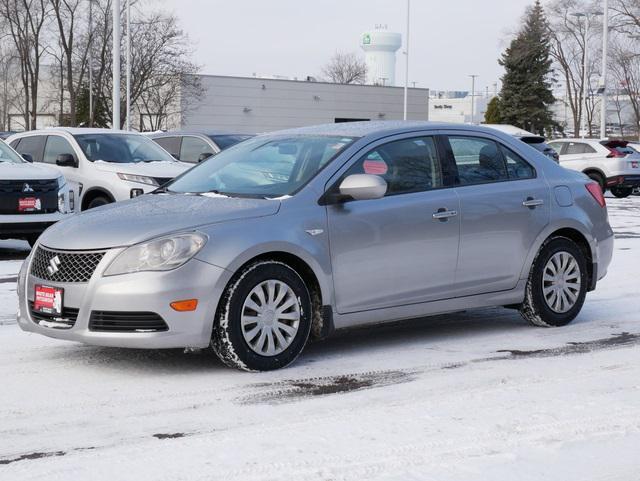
top-left (433, 209), bottom-right (458, 220)
top-left (522, 198), bottom-right (544, 208)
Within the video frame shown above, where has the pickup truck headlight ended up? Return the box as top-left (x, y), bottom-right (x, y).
top-left (117, 173), bottom-right (159, 186)
top-left (103, 232), bottom-right (207, 276)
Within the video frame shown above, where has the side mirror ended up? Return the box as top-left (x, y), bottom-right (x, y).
top-left (21, 153), bottom-right (33, 163)
top-left (338, 174), bottom-right (387, 201)
top-left (56, 153), bottom-right (78, 167)
top-left (198, 152), bottom-right (215, 162)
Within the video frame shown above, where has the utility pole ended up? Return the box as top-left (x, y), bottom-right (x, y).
top-left (403, 0), bottom-right (410, 121)
top-left (88, 0), bottom-right (93, 126)
top-left (112, 0), bottom-right (121, 130)
top-left (600, 0), bottom-right (609, 139)
top-left (469, 75), bottom-right (478, 124)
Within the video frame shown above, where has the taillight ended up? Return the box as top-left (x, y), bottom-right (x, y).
top-left (606, 147), bottom-right (625, 158)
top-left (586, 182), bottom-right (606, 207)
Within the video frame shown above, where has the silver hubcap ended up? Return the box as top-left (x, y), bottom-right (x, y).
top-left (241, 280), bottom-right (301, 356)
top-left (542, 251), bottom-right (581, 313)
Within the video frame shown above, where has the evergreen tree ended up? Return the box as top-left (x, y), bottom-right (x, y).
top-left (76, 84), bottom-right (110, 128)
top-left (498, 0), bottom-right (556, 135)
top-left (484, 96), bottom-right (503, 124)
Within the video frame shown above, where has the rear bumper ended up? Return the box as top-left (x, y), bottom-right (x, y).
top-left (606, 175), bottom-right (640, 188)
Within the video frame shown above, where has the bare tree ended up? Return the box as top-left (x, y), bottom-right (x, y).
top-left (0, 0), bottom-right (52, 130)
top-left (322, 51), bottom-right (368, 85)
top-left (546, 0), bottom-right (602, 136)
top-left (0, 42), bottom-right (23, 131)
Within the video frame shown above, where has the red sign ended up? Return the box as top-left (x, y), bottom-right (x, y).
top-left (363, 160), bottom-right (388, 175)
top-left (18, 197), bottom-right (41, 212)
top-left (33, 285), bottom-right (63, 316)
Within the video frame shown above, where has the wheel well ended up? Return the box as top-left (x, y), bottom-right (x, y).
top-left (234, 252), bottom-right (326, 339)
top-left (582, 168), bottom-right (605, 181)
top-left (547, 228), bottom-right (594, 288)
top-left (81, 189), bottom-right (114, 211)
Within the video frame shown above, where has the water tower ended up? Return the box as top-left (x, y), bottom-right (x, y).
top-left (360, 26), bottom-right (402, 86)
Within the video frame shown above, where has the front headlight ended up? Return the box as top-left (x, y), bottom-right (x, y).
top-left (103, 232), bottom-right (207, 276)
top-left (57, 191), bottom-right (67, 214)
top-left (56, 175), bottom-right (66, 189)
top-left (117, 173), bottom-right (159, 186)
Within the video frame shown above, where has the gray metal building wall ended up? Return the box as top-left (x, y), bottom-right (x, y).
top-left (181, 75), bottom-right (430, 133)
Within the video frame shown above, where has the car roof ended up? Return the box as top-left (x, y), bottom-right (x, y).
top-left (148, 130), bottom-right (254, 137)
top-left (11, 127), bottom-right (139, 136)
top-left (263, 121), bottom-right (511, 139)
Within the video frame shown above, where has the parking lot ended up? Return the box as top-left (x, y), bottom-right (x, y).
top-left (0, 194), bottom-right (638, 481)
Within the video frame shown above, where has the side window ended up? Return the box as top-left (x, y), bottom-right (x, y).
top-left (153, 136), bottom-right (181, 158)
top-left (565, 142), bottom-right (596, 155)
top-left (344, 136), bottom-right (442, 196)
top-left (180, 136), bottom-right (213, 163)
top-left (500, 146), bottom-right (535, 180)
top-left (9, 139), bottom-right (21, 150)
top-left (15, 136), bottom-right (45, 162)
top-left (547, 142), bottom-right (563, 153)
top-left (448, 136), bottom-right (508, 185)
top-left (43, 136), bottom-right (76, 164)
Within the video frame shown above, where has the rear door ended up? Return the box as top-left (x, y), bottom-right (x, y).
top-left (441, 133), bottom-right (550, 296)
top-left (326, 134), bottom-right (460, 314)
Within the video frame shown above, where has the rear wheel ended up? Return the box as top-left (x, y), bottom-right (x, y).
top-left (519, 237), bottom-right (588, 327)
top-left (211, 260), bottom-right (312, 371)
top-left (610, 186), bottom-right (633, 198)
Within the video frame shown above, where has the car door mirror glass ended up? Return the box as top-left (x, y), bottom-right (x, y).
top-left (338, 174), bottom-right (387, 201)
top-left (56, 153), bottom-right (78, 167)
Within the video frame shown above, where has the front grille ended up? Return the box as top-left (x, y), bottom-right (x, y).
top-left (89, 311), bottom-right (168, 332)
top-left (29, 301), bottom-right (79, 328)
top-left (0, 179), bottom-right (58, 193)
top-left (30, 246), bottom-right (106, 283)
top-left (153, 177), bottom-right (172, 186)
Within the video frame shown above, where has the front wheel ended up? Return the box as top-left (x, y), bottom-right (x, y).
top-left (610, 186), bottom-right (633, 198)
top-left (211, 260), bottom-right (312, 371)
top-left (86, 196), bottom-right (111, 210)
top-left (519, 237), bottom-right (588, 327)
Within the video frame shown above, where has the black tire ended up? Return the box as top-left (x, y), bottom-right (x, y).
top-left (86, 196), bottom-right (111, 210)
top-left (610, 186), bottom-right (633, 198)
top-left (211, 260), bottom-right (312, 371)
top-left (585, 172), bottom-right (605, 193)
top-left (519, 237), bottom-right (588, 327)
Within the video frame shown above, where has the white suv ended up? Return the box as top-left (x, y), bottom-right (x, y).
top-left (7, 128), bottom-right (192, 210)
top-left (548, 138), bottom-right (640, 198)
top-left (0, 140), bottom-right (73, 246)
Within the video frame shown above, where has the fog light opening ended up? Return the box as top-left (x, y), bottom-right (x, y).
top-left (130, 188), bottom-right (144, 198)
top-left (170, 299), bottom-right (198, 312)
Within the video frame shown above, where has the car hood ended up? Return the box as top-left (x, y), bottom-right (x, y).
top-left (0, 161), bottom-right (60, 180)
top-left (39, 193), bottom-right (281, 250)
top-left (93, 160), bottom-right (191, 177)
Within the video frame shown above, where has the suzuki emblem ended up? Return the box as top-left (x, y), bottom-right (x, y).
top-left (47, 256), bottom-right (61, 275)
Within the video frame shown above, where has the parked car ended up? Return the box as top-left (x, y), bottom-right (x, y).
top-left (484, 124), bottom-right (559, 162)
top-left (547, 138), bottom-right (640, 198)
top-left (149, 130), bottom-right (253, 163)
top-left (0, 140), bottom-right (73, 246)
top-left (16, 122), bottom-right (614, 371)
top-left (0, 131), bottom-right (16, 140)
top-left (7, 128), bottom-right (193, 210)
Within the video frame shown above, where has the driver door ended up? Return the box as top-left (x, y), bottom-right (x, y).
top-left (326, 134), bottom-right (460, 314)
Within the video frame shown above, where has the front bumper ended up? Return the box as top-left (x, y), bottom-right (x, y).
top-left (0, 212), bottom-right (69, 239)
top-left (17, 247), bottom-right (232, 349)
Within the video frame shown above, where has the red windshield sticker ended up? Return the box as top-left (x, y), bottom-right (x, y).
top-left (363, 160), bottom-right (388, 175)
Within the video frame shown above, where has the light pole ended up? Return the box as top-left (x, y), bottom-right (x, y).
top-left (112, 0), bottom-right (121, 130)
top-left (88, 0), bottom-right (93, 126)
top-left (469, 75), bottom-right (478, 124)
top-left (600, 0), bottom-right (609, 139)
top-left (125, 0), bottom-right (131, 131)
top-left (572, 10), bottom-right (603, 138)
top-left (403, 0), bottom-right (410, 121)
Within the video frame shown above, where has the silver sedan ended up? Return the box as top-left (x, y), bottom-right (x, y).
top-left (17, 122), bottom-right (614, 371)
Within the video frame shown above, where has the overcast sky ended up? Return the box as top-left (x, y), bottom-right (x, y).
top-left (159, 0), bottom-right (535, 92)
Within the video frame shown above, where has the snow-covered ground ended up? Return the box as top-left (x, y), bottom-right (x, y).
top-left (1, 198), bottom-right (639, 481)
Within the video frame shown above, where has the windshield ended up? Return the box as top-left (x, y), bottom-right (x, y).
top-left (167, 135), bottom-right (355, 198)
top-left (209, 134), bottom-right (253, 150)
top-left (0, 140), bottom-right (25, 164)
top-left (74, 133), bottom-right (176, 163)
